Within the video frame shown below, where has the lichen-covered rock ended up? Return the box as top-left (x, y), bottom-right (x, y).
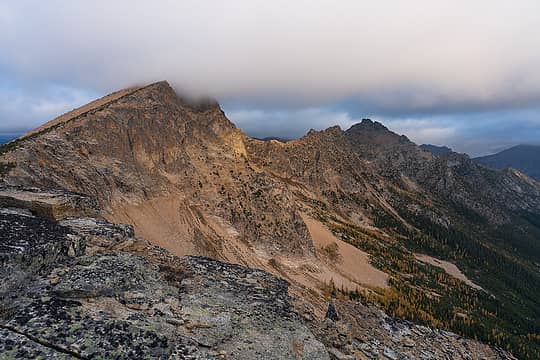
top-left (0, 210), bottom-right (84, 271)
top-left (0, 327), bottom-right (73, 359)
top-left (59, 218), bottom-right (135, 254)
top-left (52, 254), bottom-right (164, 298)
top-left (1, 251), bottom-right (330, 359)
top-left (178, 257), bottom-right (329, 359)
top-left (0, 204), bottom-right (329, 359)
top-left (4, 296), bottom-right (193, 359)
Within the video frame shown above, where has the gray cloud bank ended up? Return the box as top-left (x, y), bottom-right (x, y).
top-left (1, 0), bottom-right (540, 155)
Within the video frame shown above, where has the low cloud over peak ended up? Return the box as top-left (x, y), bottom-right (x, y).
top-left (1, 1), bottom-right (540, 155)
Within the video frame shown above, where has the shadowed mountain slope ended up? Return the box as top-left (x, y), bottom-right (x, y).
top-left (475, 144), bottom-right (540, 182)
top-left (420, 144), bottom-right (453, 156)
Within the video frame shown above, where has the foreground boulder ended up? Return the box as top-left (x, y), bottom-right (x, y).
top-left (0, 186), bottom-right (99, 221)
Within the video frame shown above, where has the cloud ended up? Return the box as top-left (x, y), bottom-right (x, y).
top-left (380, 118), bottom-right (457, 145)
top-left (225, 107), bottom-right (360, 139)
top-left (2, 1), bottom-right (540, 109)
top-left (0, 80), bottom-right (97, 133)
top-left (0, 1), bottom-right (539, 154)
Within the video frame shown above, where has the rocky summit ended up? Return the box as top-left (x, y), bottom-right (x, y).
top-left (1, 81), bottom-right (539, 359)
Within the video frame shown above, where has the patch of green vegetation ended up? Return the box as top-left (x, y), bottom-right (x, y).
top-left (397, 204), bottom-right (540, 359)
top-left (491, 212), bottom-right (540, 262)
top-left (320, 209), bottom-right (540, 360)
top-left (0, 139), bottom-right (22, 156)
top-left (321, 242), bottom-right (340, 261)
top-left (372, 208), bottom-right (408, 234)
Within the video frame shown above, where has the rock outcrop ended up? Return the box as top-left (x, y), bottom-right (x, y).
top-left (311, 300), bottom-right (517, 360)
top-left (0, 186), bottom-right (99, 221)
top-left (0, 189), bottom-right (329, 359)
top-left (0, 189), bottom-right (515, 359)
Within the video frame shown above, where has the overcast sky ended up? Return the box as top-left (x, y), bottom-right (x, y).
top-left (1, 1), bottom-right (539, 156)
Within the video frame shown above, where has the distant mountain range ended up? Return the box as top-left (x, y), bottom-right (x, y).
top-left (253, 136), bottom-right (291, 142)
top-left (474, 145), bottom-right (540, 182)
top-left (0, 135), bottom-right (17, 145)
top-left (420, 144), bottom-right (453, 156)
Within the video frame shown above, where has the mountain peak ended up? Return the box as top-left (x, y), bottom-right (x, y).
top-left (347, 118), bottom-right (389, 132)
top-left (302, 125), bottom-right (343, 142)
top-left (15, 80), bottom-right (223, 143)
top-left (138, 80), bottom-right (178, 98)
top-left (146, 80), bottom-right (171, 88)
top-left (344, 119), bottom-right (412, 147)
top-left (324, 124), bottom-right (343, 134)
top-left (421, 144), bottom-right (453, 156)
top-left (133, 80), bottom-right (221, 112)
